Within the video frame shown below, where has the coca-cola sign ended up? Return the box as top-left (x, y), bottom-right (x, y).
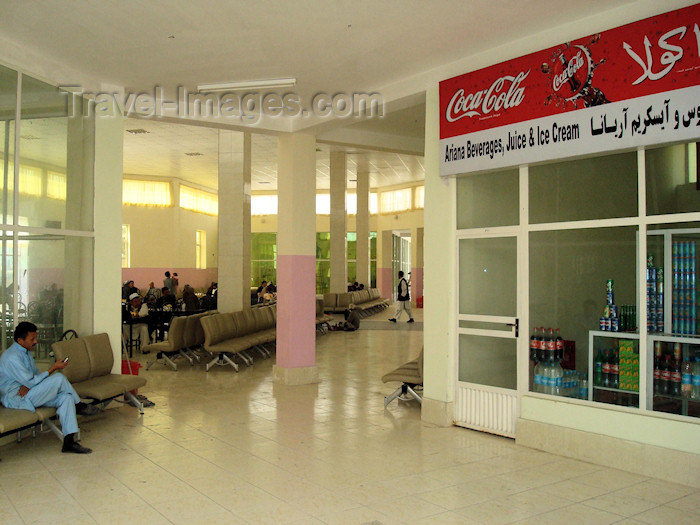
top-left (439, 4), bottom-right (700, 140)
top-left (445, 71), bottom-right (529, 122)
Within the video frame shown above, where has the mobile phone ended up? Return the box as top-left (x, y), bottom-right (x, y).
top-left (62, 357), bottom-right (69, 363)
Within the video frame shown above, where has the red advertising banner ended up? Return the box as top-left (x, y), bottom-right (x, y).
top-left (440, 4), bottom-right (700, 140)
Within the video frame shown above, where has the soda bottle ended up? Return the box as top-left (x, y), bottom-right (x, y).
top-left (545, 328), bottom-right (556, 363)
top-left (555, 328), bottom-right (564, 361)
top-left (610, 348), bottom-right (619, 389)
top-left (653, 341), bottom-right (662, 394)
top-left (681, 355), bottom-right (693, 398)
top-left (602, 349), bottom-right (611, 388)
top-left (594, 348), bottom-right (603, 387)
top-left (692, 357), bottom-right (700, 401)
top-left (579, 372), bottom-right (589, 400)
top-left (671, 343), bottom-right (682, 397)
top-left (537, 326), bottom-right (547, 366)
top-left (530, 327), bottom-right (540, 363)
top-left (660, 355), bottom-right (671, 395)
top-left (552, 359), bottom-right (563, 396)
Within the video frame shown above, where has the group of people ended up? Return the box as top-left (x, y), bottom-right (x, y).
top-left (254, 280), bottom-right (277, 304)
top-left (347, 282), bottom-right (365, 292)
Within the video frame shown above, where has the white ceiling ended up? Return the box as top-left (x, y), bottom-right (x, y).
top-left (123, 117), bottom-right (425, 191)
top-left (1, 0), bottom-right (650, 190)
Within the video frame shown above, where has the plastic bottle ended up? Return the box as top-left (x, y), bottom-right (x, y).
top-left (555, 328), bottom-right (564, 362)
top-left (534, 359), bottom-right (543, 393)
top-left (653, 341), bottom-right (662, 394)
top-left (542, 357), bottom-right (553, 395)
top-left (594, 348), bottom-right (603, 387)
top-left (660, 355), bottom-right (671, 395)
top-left (537, 327), bottom-right (547, 369)
top-left (530, 327), bottom-right (540, 363)
top-left (681, 355), bottom-right (693, 398)
top-left (671, 343), bottom-right (682, 397)
top-left (579, 373), bottom-right (589, 400)
top-left (545, 328), bottom-right (556, 364)
top-left (610, 348), bottom-right (619, 389)
top-left (692, 357), bottom-right (700, 400)
top-left (602, 349), bottom-right (611, 388)
top-left (552, 359), bottom-right (563, 396)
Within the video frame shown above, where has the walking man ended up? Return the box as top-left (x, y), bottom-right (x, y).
top-left (389, 271), bottom-right (414, 323)
top-left (0, 321), bottom-right (97, 453)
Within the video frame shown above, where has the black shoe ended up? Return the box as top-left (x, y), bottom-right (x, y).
top-left (76, 402), bottom-right (100, 416)
top-left (388, 318), bottom-right (397, 323)
top-left (62, 434), bottom-right (92, 454)
top-left (407, 318), bottom-right (415, 323)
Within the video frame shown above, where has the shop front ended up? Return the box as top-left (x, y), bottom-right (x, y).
top-left (439, 4), bottom-right (700, 485)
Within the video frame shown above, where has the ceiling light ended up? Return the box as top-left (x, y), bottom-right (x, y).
top-left (20, 135), bottom-right (40, 140)
top-left (126, 129), bottom-right (150, 134)
top-left (258, 181), bottom-right (271, 184)
top-left (185, 152), bottom-right (203, 156)
top-left (197, 78), bottom-right (296, 92)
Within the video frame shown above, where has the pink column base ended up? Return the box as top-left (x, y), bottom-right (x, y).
top-left (412, 267), bottom-right (424, 304)
top-left (276, 254), bottom-right (316, 368)
top-left (377, 267), bottom-right (393, 301)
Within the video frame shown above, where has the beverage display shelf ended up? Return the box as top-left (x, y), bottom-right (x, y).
top-left (653, 393), bottom-right (700, 402)
top-left (589, 330), bottom-right (640, 339)
top-left (593, 385), bottom-right (639, 394)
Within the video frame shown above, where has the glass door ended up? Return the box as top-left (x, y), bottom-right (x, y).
top-left (456, 234), bottom-right (519, 437)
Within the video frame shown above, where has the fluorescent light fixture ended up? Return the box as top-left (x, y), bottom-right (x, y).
top-left (197, 78), bottom-right (296, 92)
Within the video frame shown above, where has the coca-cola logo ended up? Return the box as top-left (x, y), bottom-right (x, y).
top-left (552, 50), bottom-right (586, 93)
top-left (446, 70), bottom-right (530, 122)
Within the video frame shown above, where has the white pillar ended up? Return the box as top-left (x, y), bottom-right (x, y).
top-left (218, 130), bottom-right (251, 312)
top-left (274, 132), bottom-right (318, 385)
top-left (422, 85), bottom-right (455, 426)
top-left (356, 168), bottom-right (370, 287)
top-left (329, 151), bottom-right (347, 293)
top-left (92, 108), bottom-right (123, 372)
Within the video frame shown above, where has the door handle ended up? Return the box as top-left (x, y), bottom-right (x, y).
top-left (506, 318), bottom-right (519, 337)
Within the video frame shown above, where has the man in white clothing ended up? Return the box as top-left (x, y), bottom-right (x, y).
top-left (389, 271), bottom-right (414, 323)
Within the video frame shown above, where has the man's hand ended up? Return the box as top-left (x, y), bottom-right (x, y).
top-left (48, 359), bottom-right (68, 374)
top-left (18, 385), bottom-right (29, 397)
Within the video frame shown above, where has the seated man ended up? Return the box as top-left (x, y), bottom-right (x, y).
top-left (123, 292), bottom-right (151, 351)
top-left (0, 321), bottom-right (96, 453)
top-left (335, 304), bottom-right (360, 331)
top-left (156, 286), bottom-right (177, 310)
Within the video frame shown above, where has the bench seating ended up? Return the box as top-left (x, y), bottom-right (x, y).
top-left (324, 288), bottom-right (390, 317)
top-left (143, 315), bottom-right (187, 371)
top-left (51, 333), bottom-right (147, 414)
top-left (382, 348), bottom-right (424, 407)
top-left (316, 298), bottom-right (333, 333)
top-left (200, 305), bottom-right (277, 372)
top-left (0, 406), bottom-right (59, 453)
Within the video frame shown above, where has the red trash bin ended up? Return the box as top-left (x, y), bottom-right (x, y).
top-left (121, 359), bottom-right (141, 394)
top-left (417, 296), bottom-right (424, 308)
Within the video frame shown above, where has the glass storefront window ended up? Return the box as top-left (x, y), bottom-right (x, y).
top-left (0, 64), bottom-right (16, 225)
top-left (457, 168), bottom-right (519, 229)
top-left (251, 233), bottom-right (276, 287)
top-left (529, 226), bottom-right (638, 406)
top-left (646, 142), bottom-right (698, 216)
top-left (316, 260), bottom-right (330, 294)
top-left (316, 232), bottom-right (330, 259)
top-left (529, 152), bottom-right (637, 224)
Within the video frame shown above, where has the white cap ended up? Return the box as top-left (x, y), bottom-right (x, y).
top-left (129, 293), bottom-right (140, 301)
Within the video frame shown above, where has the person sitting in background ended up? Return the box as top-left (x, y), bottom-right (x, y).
top-left (344, 304), bottom-right (361, 331)
top-left (358, 283), bottom-right (365, 290)
top-left (262, 282), bottom-right (276, 303)
top-left (156, 287), bottom-right (177, 310)
top-left (144, 281), bottom-right (161, 306)
top-left (122, 280), bottom-right (137, 300)
top-left (123, 293), bottom-right (151, 351)
top-left (182, 284), bottom-right (200, 311)
top-left (256, 280), bottom-right (267, 303)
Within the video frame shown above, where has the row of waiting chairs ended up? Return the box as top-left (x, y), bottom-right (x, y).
top-left (143, 311), bottom-right (216, 371)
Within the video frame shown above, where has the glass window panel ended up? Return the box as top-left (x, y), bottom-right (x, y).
top-left (457, 169), bottom-right (518, 229)
top-left (370, 261), bottom-right (376, 288)
top-left (0, 65), bottom-right (16, 226)
top-left (346, 193), bottom-right (357, 215)
top-left (459, 334), bottom-right (517, 389)
top-left (459, 237), bottom-right (516, 316)
top-left (415, 186), bottom-right (424, 209)
top-left (1, 234), bottom-right (12, 351)
top-left (380, 188), bottom-right (412, 213)
top-left (20, 75), bottom-right (92, 230)
top-left (529, 152), bottom-right (637, 224)
top-left (316, 232), bottom-right (330, 259)
top-left (251, 194), bottom-right (278, 215)
top-left (529, 227), bottom-right (638, 400)
top-left (316, 194), bottom-right (330, 215)
top-left (370, 231), bottom-right (377, 260)
top-left (347, 261), bottom-right (356, 284)
top-left (251, 233), bottom-right (277, 260)
top-left (646, 142), bottom-right (698, 216)
top-left (347, 232), bottom-right (356, 260)
top-left (370, 192), bottom-right (378, 214)
top-left (251, 261), bottom-right (276, 288)
top-left (316, 260), bottom-right (330, 294)
top-left (179, 185), bottom-right (216, 215)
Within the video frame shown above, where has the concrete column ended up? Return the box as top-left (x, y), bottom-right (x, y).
top-left (274, 132), bottom-right (318, 385)
top-left (329, 151), bottom-right (346, 293)
top-left (218, 130), bottom-right (251, 312)
top-left (356, 168), bottom-right (370, 287)
top-left (92, 106), bottom-right (123, 372)
top-left (378, 229), bottom-right (393, 300)
top-left (64, 98), bottom-right (95, 339)
top-left (422, 85), bottom-right (455, 427)
top-left (411, 227), bottom-right (424, 305)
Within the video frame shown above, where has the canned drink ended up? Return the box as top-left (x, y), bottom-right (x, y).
top-left (606, 279), bottom-right (614, 293)
top-left (604, 318), bottom-right (611, 331)
top-left (606, 292), bottom-right (615, 305)
top-left (600, 317), bottom-right (607, 331)
top-left (609, 305), bottom-right (618, 318)
top-left (611, 318), bottom-right (619, 332)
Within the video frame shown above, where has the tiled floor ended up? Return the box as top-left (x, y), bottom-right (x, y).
top-left (1, 314), bottom-right (700, 524)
